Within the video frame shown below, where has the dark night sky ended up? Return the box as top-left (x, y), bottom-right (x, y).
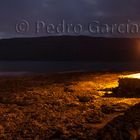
top-left (0, 0), bottom-right (140, 38)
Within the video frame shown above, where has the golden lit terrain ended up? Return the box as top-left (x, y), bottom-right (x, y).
top-left (0, 72), bottom-right (140, 139)
top-left (122, 73), bottom-right (140, 79)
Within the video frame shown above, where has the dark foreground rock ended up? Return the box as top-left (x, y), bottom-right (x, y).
top-left (96, 103), bottom-right (140, 140)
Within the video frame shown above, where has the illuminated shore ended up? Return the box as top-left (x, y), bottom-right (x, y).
top-left (119, 73), bottom-right (140, 91)
top-left (0, 71), bottom-right (140, 139)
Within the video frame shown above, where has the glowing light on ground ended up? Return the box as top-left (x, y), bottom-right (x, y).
top-left (122, 73), bottom-right (140, 79)
top-left (119, 73), bottom-right (140, 92)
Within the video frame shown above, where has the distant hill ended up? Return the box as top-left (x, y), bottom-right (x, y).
top-left (0, 36), bottom-right (139, 61)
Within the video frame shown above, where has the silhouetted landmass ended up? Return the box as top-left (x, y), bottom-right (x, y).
top-left (0, 36), bottom-right (139, 61)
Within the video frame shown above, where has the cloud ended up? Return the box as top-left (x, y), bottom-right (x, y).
top-left (0, 0), bottom-right (140, 37)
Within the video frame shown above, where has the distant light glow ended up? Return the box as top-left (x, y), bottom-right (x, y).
top-left (123, 73), bottom-right (140, 79)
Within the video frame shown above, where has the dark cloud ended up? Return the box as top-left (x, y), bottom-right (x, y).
top-left (0, 0), bottom-right (139, 38)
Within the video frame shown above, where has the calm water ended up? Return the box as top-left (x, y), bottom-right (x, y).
top-left (0, 61), bottom-right (139, 75)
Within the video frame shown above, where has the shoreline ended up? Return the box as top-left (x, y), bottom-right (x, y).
top-left (0, 71), bottom-right (140, 139)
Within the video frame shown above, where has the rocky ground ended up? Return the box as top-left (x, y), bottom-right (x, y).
top-left (0, 71), bottom-right (140, 139)
top-left (97, 103), bottom-right (140, 140)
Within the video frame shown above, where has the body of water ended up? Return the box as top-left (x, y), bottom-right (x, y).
top-left (0, 61), bottom-right (139, 75)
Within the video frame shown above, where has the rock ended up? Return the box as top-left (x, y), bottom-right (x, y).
top-left (101, 105), bottom-right (114, 114)
top-left (86, 111), bottom-right (104, 124)
top-left (112, 103), bottom-right (130, 112)
top-left (86, 115), bottom-right (103, 124)
top-left (77, 96), bottom-right (91, 103)
top-left (49, 129), bottom-right (64, 139)
top-left (97, 103), bottom-right (140, 140)
top-left (64, 87), bottom-right (74, 92)
top-left (101, 103), bottom-right (129, 114)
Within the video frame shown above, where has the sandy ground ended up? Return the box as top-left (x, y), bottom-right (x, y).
top-left (0, 71), bottom-right (140, 139)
